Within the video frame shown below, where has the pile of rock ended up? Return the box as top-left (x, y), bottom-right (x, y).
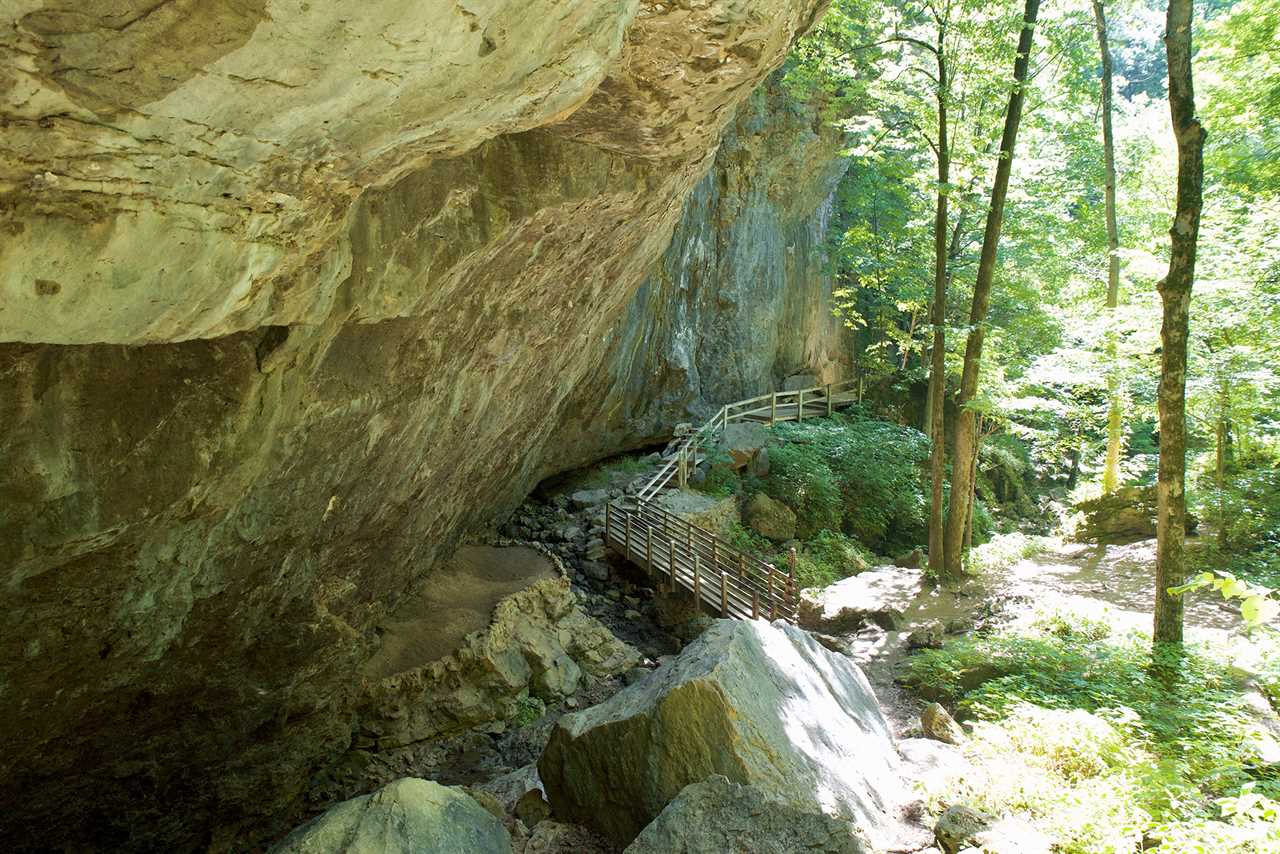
top-left (538, 619), bottom-right (907, 850)
top-left (1071, 485), bottom-right (1199, 542)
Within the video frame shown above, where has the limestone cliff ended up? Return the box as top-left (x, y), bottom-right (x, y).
top-left (552, 75), bottom-right (852, 466)
top-left (0, 1), bottom-right (845, 849)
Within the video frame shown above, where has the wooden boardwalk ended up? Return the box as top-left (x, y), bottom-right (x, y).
top-left (604, 380), bottom-right (859, 623)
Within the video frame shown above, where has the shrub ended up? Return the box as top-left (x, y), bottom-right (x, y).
top-left (902, 608), bottom-right (1280, 852)
top-left (763, 412), bottom-right (930, 553)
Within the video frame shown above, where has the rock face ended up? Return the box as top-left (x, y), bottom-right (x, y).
top-left (745, 492), bottom-right (798, 541)
top-left (625, 775), bottom-right (869, 854)
top-left (0, 1), bottom-right (847, 848)
top-left (1072, 485), bottom-right (1199, 542)
top-left (358, 576), bottom-right (638, 749)
top-left (656, 489), bottom-right (740, 536)
top-left (798, 565), bottom-right (924, 633)
top-left (538, 619), bottom-right (904, 847)
top-left (269, 778), bottom-right (511, 854)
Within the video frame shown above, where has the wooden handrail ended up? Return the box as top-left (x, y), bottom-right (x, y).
top-left (615, 378), bottom-right (860, 622)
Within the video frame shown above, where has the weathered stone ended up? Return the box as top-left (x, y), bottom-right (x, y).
top-left (749, 445), bottom-right (772, 477)
top-left (538, 620), bottom-right (904, 847)
top-left (1072, 485), bottom-right (1199, 542)
top-left (516, 788), bottom-right (553, 828)
top-left (524, 820), bottom-right (611, 853)
top-left (907, 620), bottom-right (946, 650)
top-left (721, 423), bottom-right (772, 469)
top-left (934, 805), bottom-right (991, 854)
top-left (921, 703), bottom-right (966, 746)
top-left (745, 492), bottom-right (797, 541)
top-left (624, 775), bottom-right (869, 854)
top-left (359, 577), bottom-right (636, 749)
top-left (270, 778), bottom-right (511, 854)
top-left (783, 373), bottom-right (821, 391)
top-left (894, 548), bottom-right (925, 569)
top-left (656, 489), bottom-right (740, 536)
top-left (569, 489), bottom-right (610, 510)
top-left (798, 566), bottom-right (924, 634)
top-left (580, 560), bottom-right (611, 582)
top-left (480, 764), bottom-right (544, 814)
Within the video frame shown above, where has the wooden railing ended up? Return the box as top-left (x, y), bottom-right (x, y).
top-left (612, 378), bottom-right (860, 624)
top-left (635, 379), bottom-right (859, 504)
top-left (605, 500), bottom-right (799, 621)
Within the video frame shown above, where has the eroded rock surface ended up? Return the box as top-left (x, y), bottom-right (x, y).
top-left (538, 619), bottom-right (904, 847)
top-left (269, 778), bottom-right (511, 854)
top-left (358, 573), bottom-right (638, 749)
top-left (798, 565), bottom-right (925, 633)
top-left (624, 775), bottom-right (869, 854)
top-left (0, 1), bottom-right (844, 848)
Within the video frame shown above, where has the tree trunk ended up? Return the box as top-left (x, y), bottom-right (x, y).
top-left (942, 0), bottom-right (1041, 578)
top-left (1094, 0), bottom-right (1126, 495)
top-left (1215, 376), bottom-right (1229, 549)
top-left (927, 29), bottom-right (950, 578)
top-left (1153, 0), bottom-right (1206, 647)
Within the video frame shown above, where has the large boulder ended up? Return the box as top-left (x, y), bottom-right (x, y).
top-left (721, 422), bottom-right (772, 469)
top-left (656, 489), bottom-right (740, 537)
top-left (538, 619), bottom-right (904, 847)
top-left (782, 373), bottom-right (821, 391)
top-left (358, 576), bottom-right (637, 749)
top-left (745, 492), bottom-right (797, 541)
top-left (1072, 485), bottom-right (1199, 542)
top-left (270, 778), bottom-right (511, 853)
top-left (798, 565), bottom-right (924, 634)
top-left (624, 775), bottom-right (868, 854)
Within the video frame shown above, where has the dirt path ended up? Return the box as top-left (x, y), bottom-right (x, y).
top-left (851, 536), bottom-right (1270, 734)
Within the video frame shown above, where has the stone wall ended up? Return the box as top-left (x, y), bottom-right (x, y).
top-left (0, 2), bottom-right (848, 848)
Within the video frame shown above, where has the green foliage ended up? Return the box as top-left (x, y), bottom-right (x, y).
top-left (795, 530), bottom-right (874, 590)
top-left (511, 695), bottom-right (545, 728)
top-left (699, 450), bottom-right (740, 498)
top-left (761, 412), bottom-right (930, 552)
top-left (903, 608), bottom-right (1280, 851)
top-left (965, 531), bottom-right (1046, 575)
top-left (1192, 454), bottom-right (1280, 591)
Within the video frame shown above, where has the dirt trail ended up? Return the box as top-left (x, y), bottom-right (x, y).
top-left (852, 536), bottom-right (1269, 733)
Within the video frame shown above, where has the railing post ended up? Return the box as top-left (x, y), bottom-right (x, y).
top-left (668, 538), bottom-right (676, 590)
top-left (788, 547), bottom-right (798, 611)
top-left (738, 553), bottom-right (746, 580)
top-left (711, 539), bottom-right (718, 568)
top-left (624, 513), bottom-right (632, 561)
top-left (826, 383), bottom-right (833, 417)
top-left (604, 503), bottom-right (612, 547)
top-left (797, 388), bottom-right (804, 422)
top-left (720, 571), bottom-right (729, 616)
top-left (646, 526), bottom-right (653, 571)
top-left (752, 591), bottom-right (760, 620)
top-left (770, 393), bottom-right (777, 425)
top-left (693, 555), bottom-right (702, 607)
top-left (767, 564), bottom-right (776, 619)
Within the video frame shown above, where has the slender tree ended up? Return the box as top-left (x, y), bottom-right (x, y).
top-left (1153, 0), bottom-right (1206, 646)
top-left (927, 12), bottom-right (951, 578)
top-left (1093, 0), bottom-right (1125, 494)
top-left (942, 0), bottom-right (1041, 577)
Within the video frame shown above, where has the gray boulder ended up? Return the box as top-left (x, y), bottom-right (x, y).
top-left (745, 492), bottom-right (796, 541)
top-left (1072, 485), bottom-right (1199, 542)
top-left (721, 422), bottom-right (771, 469)
top-left (624, 775), bottom-right (868, 854)
top-left (782, 373), bottom-right (820, 391)
top-left (921, 703), bottom-right (966, 745)
top-left (934, 805), bottom-right (990, 854)
top-left (569, 489), bottom-right (610, 510)
top-left (270, 778), bottom-right (511, 853)
top-left (798, 565), bottom-right (923, 633)
top-left (538, 619), bottom-right (904, 847)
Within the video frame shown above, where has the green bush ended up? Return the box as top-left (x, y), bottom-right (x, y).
top-left (794, 530), bottom-right (873, 589)
top-left (901, 609), bottom-right (1280, 852)
top-left (762, 412), bottom-right (930, 553)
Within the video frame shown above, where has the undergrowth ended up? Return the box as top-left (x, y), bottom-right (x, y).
top-left (901, 607), bottom-right (1280, 852)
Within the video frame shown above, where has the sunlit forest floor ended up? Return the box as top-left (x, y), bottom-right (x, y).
top-left (876, 533), bottom-right (1280, 852)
